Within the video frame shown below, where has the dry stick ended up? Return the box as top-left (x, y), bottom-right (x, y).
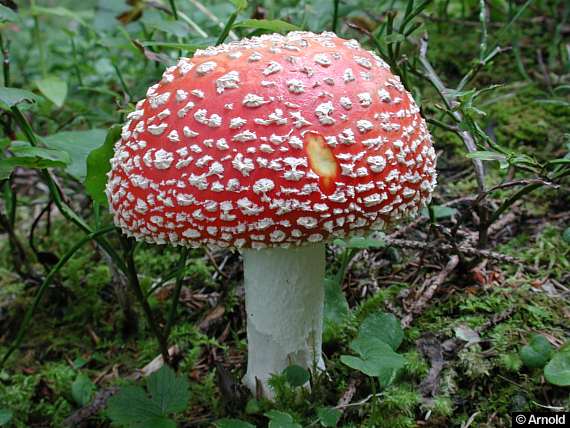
top-left (384, 237), bottom-right (526, 266)
top-left (474, 178), bottom-right (558, 206)
top-left (401, 255), bottom-right (460, 328)
top-left (336, 377), bottom-right (361, 414)
top-left (204, 247), bottom-right (230, 280)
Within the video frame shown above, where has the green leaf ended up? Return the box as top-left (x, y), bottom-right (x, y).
top-left (357, 312), bottom-right (404, 351)
top-left (383, 33), bottom-right (407, 44)
top-left (422, 205), bottom-right (458, 219)
top-left (42, 129), bottom-right (107, 182)
top-left (230, 0), bottom-right (248, 11)
top-left (0, 5), bottom-right (18, 23)
top-left (214, 419), bottom-right (256, 428)
top-left (548, 158), bottom-right (570, 166)
top-left (147, 365), bottom-right (190, 414)
top-left (84, 125), bottom-right (121, 204)
top-left (341, 339), bottom-right (405, 386)
top-left (520, 334), bottom-right (554, 369)
top-left (544, 346), bottom-right (570, 386)
top-left (141, 41), bottom-right (206, 52)
top-left (467, 150), bottom-right (508, 167)
top-left (0, 145), bottom-right (71, 179)
top-left (106, 386), bottom-right (163, 425)
top-left (323, 276), bottom-right (349, 342)
top-left (9, 144), bottom-right (70, 162)
top-left (0, 87), bottom-right (40, 110)
top-left (141, 10), bottom-right (190, 37)
top-left (562, 227), bottom-right (570, 244)
top-left (333, 236), bottom-right (385, 249)
top-left (265, 410), bottom-right (302, 428)
top-left (137, 417), bottom-right (177, 428)
top-left (30, 6), bottom-right (92, 27)
top-left (234, 19), bottom-right (300, 33)
top-left (72, 373), bottom-right (96, 407)
top-left (0, 409), bottom-right (13, 426)
top-left (317, 407), bottom-right (341, 427)
top-left (0, 161), bottom-right (14, 181)
top-left (35, 77), bottom-right (68, 108)
top-left (72, 357), bottom-right (88, 369)
top-left (282, 365), bottom-right (310, 387)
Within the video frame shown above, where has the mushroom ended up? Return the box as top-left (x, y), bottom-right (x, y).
top-left (106, 31), bottom-right (436, 398)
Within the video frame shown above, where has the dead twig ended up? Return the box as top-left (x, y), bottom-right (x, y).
top-left (475, 178), bottom-right (558, 205)
top-left (383, 237), bottom-right (529, 268)
top-left (336, 377), bottom-right (360, 410)
top-left (204, 248), bottom-right (230, 280)
top-left (401, 255), bottom-right (460, 328)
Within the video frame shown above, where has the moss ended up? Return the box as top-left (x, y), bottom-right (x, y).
top-left (484, 86), bottom-right (570, 151)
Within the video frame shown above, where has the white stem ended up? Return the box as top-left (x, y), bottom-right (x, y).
top-left (241, 243), bottom-right (326, 398)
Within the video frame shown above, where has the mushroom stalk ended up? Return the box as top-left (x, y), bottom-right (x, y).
top-left (241, 243), bottom-right (326, 398)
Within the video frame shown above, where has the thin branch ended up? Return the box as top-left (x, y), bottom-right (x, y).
top-left (383, 237), bottom-right (528, 267)
top-left (401, 255), bottom-right (460, 328)
top-left (418, 34), bottom-right (486, 193)
top-left (121, 237), bottom-right (170, 364)
top-left (165, 246), bottom-right (189, 339)
top-left (204, 247), bottom-right (230, 280)
top-left (475, 178), bottom-right (558, 205)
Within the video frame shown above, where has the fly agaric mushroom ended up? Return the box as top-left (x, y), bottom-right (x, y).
top-left (106, 31), bottom-right (436, 398)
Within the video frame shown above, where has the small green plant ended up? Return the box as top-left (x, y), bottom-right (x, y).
top-left (341, 312), bottom-right (405, 387)
top-left (0, 410), bottom-right (12, 427)
top-left (106, 365), bottom-right (190, 428)
top-left (71, 373), bottom-right (96, 407)
top-left (544, 343), bottom-right (570, 387)
top-left (214, 420), bottom-right (255, 428)
top-left (316, 407), bottom-right (342, 427)
top-left (520, 335), bottom-right (570, 387)
top-left (520, 334), bottom-right (554, 369)
top-left (264, 410), bottom-right (302, 428)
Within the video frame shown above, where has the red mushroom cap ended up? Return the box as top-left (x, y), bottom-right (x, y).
top-left (106, 31), bottom-right (437, 249)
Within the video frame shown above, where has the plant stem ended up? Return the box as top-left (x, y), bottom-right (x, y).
top-left (121, 236), bottom-right (170, 364)
top-left (0, 33), bottom-right (10, 87)
top-left (70, 36), bottom-right (83, 86)
top-left (112, 61), bottom-right (132, 100)
top-left (168, 0), bottom-right (179, 20)
top-left (30, 0), bottom-right (47, 77)
top-left (370, 378), bottom-right (378, 423)
top-left (165, 246), bottom-right (189, 339)
top-left (216, 11), bottom-right (238, 46)
top-left (332, 0), bottom-right (340, 32)
top-left (478, 0), bottom-right (488, 60)
top-left (0, 225), bottom-right (116, 368)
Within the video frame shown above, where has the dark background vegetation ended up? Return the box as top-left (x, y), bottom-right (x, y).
top-left (0, 0), bottom-right (569, 427)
